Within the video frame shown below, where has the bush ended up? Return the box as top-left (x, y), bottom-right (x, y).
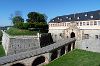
top-left (14, 22), bottom-right (23, 29)
top-left (0, 30), bottom-right (2, 41)
top-left (23, 23), bottom-right (30, 29)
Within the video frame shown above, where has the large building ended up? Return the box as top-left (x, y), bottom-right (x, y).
top-left (49, 10), bottom-right (100, 52)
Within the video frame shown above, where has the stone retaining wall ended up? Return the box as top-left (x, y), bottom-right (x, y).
top-left (2, 31), bottom-right (40, 55)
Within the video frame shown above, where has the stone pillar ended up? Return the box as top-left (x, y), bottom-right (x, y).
top-left (49, 52), bottom-right (52, 61)
top-left (57, 49), bottom-right (61, 58)
top-left (71, 43), bottom-right (73, 51)
top-left (65, 45), bottom-right (68, 54)
top-left (73, 42), bottom-right (75, 49)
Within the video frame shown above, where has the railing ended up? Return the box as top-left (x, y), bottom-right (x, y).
top-left (0, 38), bottom-right (76, 65)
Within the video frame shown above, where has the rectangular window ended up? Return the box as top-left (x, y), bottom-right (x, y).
top-left (87, 22), bottom-right (89, 25)
top-left (83, 22), bottom-right (85, 25)
top-left (80, 22), bottom-right (82, 26)
top-left (77, 22), bottom-right (79, 26)
top-left (98, 21), bottom-right (100, 25)
top-left (84, 34), bottom-right (89, 39)
top-left (94, 21), bottom-right (97, 25)
top-left (95, 35), bottom-right (98, 39)
top-left (90, 21), bottom-right (93, 25)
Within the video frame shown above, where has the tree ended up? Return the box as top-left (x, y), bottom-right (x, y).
top-left (26, 12), bottom-right (48, 33)
top-left (26, 12), bottom-right (47, 23)
top-left (12, 16), bottom-right (24, 25)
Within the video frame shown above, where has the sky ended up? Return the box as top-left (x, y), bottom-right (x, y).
top-left (0, 0), bottom-right (100, 26)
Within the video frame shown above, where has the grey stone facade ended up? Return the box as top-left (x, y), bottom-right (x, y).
top-left (2, 31), bottom-right (40, 55)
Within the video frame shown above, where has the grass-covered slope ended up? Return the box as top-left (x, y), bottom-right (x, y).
top-left (6, 27), bottom-right (38, 36)
top-left (45, 49), bottom-right (100, 66)
top-left (0, 43), bottom-right (5, 57)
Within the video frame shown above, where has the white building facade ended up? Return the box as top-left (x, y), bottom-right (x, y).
top-left (49, 10), bottom-right (100, 52)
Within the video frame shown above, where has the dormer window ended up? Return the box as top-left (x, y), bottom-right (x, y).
top-left (77, 17), bottom-right (80, 19)
top-left (90, 16), bottom-right (93, 18)
top-left (85, 14), bottom-right (87, 16)
top-left (69, 17), bottom-right (71, 20)
top-left (58, 17), bottom-right (59, 20)
top-left (60, 19), bottom-right (62, 21)
top-left (52, 20), bottom-right (54, 22)
top-left (66, 17), bottom-right (68, 18)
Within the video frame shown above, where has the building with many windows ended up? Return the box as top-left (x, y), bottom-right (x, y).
top-left (49, 10), bottom-right (100, 52)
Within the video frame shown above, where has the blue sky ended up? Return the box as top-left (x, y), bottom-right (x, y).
top-left (0, 0), bottom-right (100, 26)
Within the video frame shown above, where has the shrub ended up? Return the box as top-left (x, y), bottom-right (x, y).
top-left (0, 30), bottom-right (2, 41)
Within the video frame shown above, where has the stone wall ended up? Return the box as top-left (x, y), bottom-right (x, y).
top-left (2, 31), bottom-right (40, 55)
top-left (76, 29), bottom-right (100, 52)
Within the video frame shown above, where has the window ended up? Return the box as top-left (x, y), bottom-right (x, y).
top-left (98, 21), bottom-right (100, 25)
top-left (90, 21), bottom-right (93, 25)
top-left (77, 22), bottom-right (79, 26)
top-left (66, 17), bottom-right (68, 18)
top-left (58, 17), bottom-right (59, 20)
top-left (60, 19), bottom-right (62, 21)
top-left (90, 16), bottom-right (93, 18)
top-left (80, 22), bottom-right (82, 26)
top-left (60, 33), bottom-right (63, 37)
top-left (94, 21), bottom-right (97, 25)
top-left (64, 23), bottom-right (66, 26)
top-left (87, 22), bottom-right (89, 25)
top-left (69, 18), bottom-right (71, 20)
top-left (52, 20), bottom-right (54, 22)
top-left (84, 34), bottom-right (89, 39)
top-left (85, 14), bottom-right (87, 16)
top-left (83, 22), bottom-right (85, 25)
top-left (95, 35), bottom-right (98, 39)
top-left (77, 17), bottom-right (80, 19)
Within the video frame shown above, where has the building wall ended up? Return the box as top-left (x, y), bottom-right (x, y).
top-left (2, 31), bottom-right (40, 55)
top-left (49, 20), bottom-right (100, 52)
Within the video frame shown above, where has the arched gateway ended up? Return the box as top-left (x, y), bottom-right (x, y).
top-left (70, 32), bottom-right (75, 38)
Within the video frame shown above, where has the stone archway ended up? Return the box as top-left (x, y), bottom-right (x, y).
top-left (68, 44), bottom-right (71, 52)
top-left (32, 56), bottom-right (45, 66)
top-left (11, 63), bottom-right (25, 66)
top-left (70, 32), bottom-right (75, 38)
top-left (51, 50), bottom-right (58, 61)
top-left (60, 46), bottom-right (65, 56)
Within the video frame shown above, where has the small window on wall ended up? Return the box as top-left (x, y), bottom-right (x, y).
top-left (90, 21), bottom-right (93, 25)
top-left (84, 34), bottom-right (89, 39)
top-left (98, 21), bottom-right (100, 25)
top-left (77, 22), bottom-right (79, 26)
top-left (87, 22), bottom-right (89, 25)
top-left (94, 21), bottom-right (97, 25)
top-left (80, 22), bottom-right (82, 26)
top-left (83, 22), bottom-right (85, 25)
top-left (95, 35), bottom-right (98, 39)
top-left (60, 33), bottom-right (63, 37)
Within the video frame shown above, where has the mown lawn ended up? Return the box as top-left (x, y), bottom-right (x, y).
top-left (6, 27), bottom-right (38, 36)
top-left (0, 43), bottom-right (5, 57)
top-left (45, 49), bottom-right (100, 66)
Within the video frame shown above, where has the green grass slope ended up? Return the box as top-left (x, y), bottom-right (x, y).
top-left (45, 49), bottom-right (100, 66)
top-left (6, 27), bottom-right (38, 36)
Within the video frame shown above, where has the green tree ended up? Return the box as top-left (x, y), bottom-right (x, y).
top-left (12, 16), bottom-right (24, 25)
top-left (26, 12), bottom-right (47, 23)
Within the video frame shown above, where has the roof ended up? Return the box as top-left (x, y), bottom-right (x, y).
top-left (49, 10), bottom-right (100, 23)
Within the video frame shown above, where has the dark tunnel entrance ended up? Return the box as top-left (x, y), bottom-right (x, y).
top-left (68, 44), bottom-right (71, 52)
top-left (32, 56), bottom-right (45, 66)
top-left (51, 50), bottom-right (58, 61)
top-left (60, 46), bottom-right (65, 56)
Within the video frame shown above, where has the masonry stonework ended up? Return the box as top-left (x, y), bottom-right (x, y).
top-left (2, 31), bottom-right (40, 55)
